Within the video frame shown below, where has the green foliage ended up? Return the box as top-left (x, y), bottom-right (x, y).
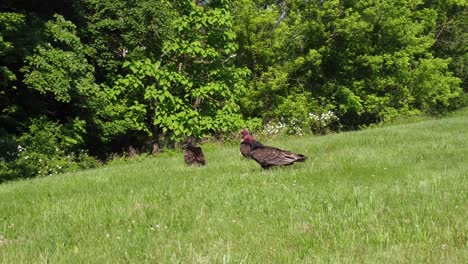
top-left (106, 1), bottom-right (251, 141)
top-left (273, 93), bottom-right (313, 134)
top-left (429, 0), bottom-right (468, 89)
top-left (22, 15), bottom-right (97, 103)
top-left (16, 117), bottom-right (79, 177)
top-left (0, 12), bottom-right (29, 132)
top-left (76, 0), bottom-right (175, 79)
top-left (0, 13), bottom-right (25, 89)
top-left (0, 131), bottom-right (19, 181)
top-left (0, 117), bottom-right (99, 181)
top-left (16, 14), bottom-right (109, 163)
top-left (232, 0), bottom-right (465, 129)
top-left (410, 57), bottom-right (463, 113)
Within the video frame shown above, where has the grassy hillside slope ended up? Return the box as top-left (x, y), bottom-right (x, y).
top-left (1, 111), bottom-right (467, 263)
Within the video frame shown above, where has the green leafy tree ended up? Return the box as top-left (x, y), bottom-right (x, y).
top-left (426, 0), bottom-right (467, 90)
top-left (0, 12), bottom-right (36, 133)
top-left (75, 0), bottom-right (175, 81)
top-left (104, 0), bottom-right (250, 143)
top-left (20, 15), bottom-right (103, 153)
top-left (22, 15), bottom-right (97, 104)
top-left (0, 13), bottom-right (25, 90)
top-left (232, 0), bottom-right (464, 131)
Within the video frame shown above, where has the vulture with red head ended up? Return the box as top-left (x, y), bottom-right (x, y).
top-left (242, 136), bottom-right (306, 169)
top-left (183, 138), bottom-right (206, 166)
top-left (240, 129), bottom-right (263, 158)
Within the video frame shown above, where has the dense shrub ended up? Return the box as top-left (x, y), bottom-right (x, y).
top-left (0, 117), bottom-right (100, 182)
top-left (0, 131), bottom-right (19, 181)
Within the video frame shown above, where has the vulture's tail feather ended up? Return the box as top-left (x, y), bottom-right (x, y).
top-left (296, 154), bottom-right (307, 162)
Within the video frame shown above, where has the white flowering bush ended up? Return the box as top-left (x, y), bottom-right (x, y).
top-left (286, 117), bottom-right (306, 135)
top-left (262, 110), bottom-right (340, 136)
top-left (263, 93), bottom-right (312, 136)
top-left (263, 117), bottom-right (306, 136)
top-left (264, 119), bottom-right (288, 135)
top-left (309, 110), bottom-right (340, 134)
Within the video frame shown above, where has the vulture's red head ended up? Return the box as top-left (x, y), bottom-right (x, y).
top-left (240, 129), bottom-right (248, 137)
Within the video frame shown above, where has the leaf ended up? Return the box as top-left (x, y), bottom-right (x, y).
top-left (158, 95), bottom-right (165, 103)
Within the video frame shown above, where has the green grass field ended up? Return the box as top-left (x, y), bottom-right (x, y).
top-left (1, 111), bottom-right (467, 263)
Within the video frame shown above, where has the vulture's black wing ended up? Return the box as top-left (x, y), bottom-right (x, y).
top-left (240, 142), bottom-right (252, 158)
top-left (240, 139), bottom-right (263, 158)
top-left (250, 146), bottom-right (306, 169)
top-left (184, 143), bottom-right (206, 165)
top-left (240, 135), bottom-right (263, 158)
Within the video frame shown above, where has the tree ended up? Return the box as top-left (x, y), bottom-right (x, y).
top-left (426, 0), bottom-right (467, 90)
top-left (21, 14), bottom-right (100, 152)
top-left (103, 0), bottom-right (250, 146)
top-left (74, 0), bottom-right (175, 82)
top-left (232, 0), bottom-right (464, 131)
top-left (0, 12), bottom-right (26, 132)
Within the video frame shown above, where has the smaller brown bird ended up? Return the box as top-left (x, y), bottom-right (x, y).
top-left (242, 136), bottom-right (306, 169)
top-left (240, 129), bottom-right (263, 158)
top-left (183, 138), bottom-right (206, 166)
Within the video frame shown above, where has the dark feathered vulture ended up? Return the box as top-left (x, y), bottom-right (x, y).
top-left (183, 138), bottom-right (206, 166)
top-left (242, 136), bottom-right (306, 169)
top-left (240, 129), bottom-right (263, 158)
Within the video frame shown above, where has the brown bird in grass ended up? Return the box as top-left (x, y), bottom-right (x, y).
top-left (240, 129), bottom-right (263, 158)
top-left (183, 138), bottom-right (206, 166)
top-left (242, 136), bottom-right (306, 169)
